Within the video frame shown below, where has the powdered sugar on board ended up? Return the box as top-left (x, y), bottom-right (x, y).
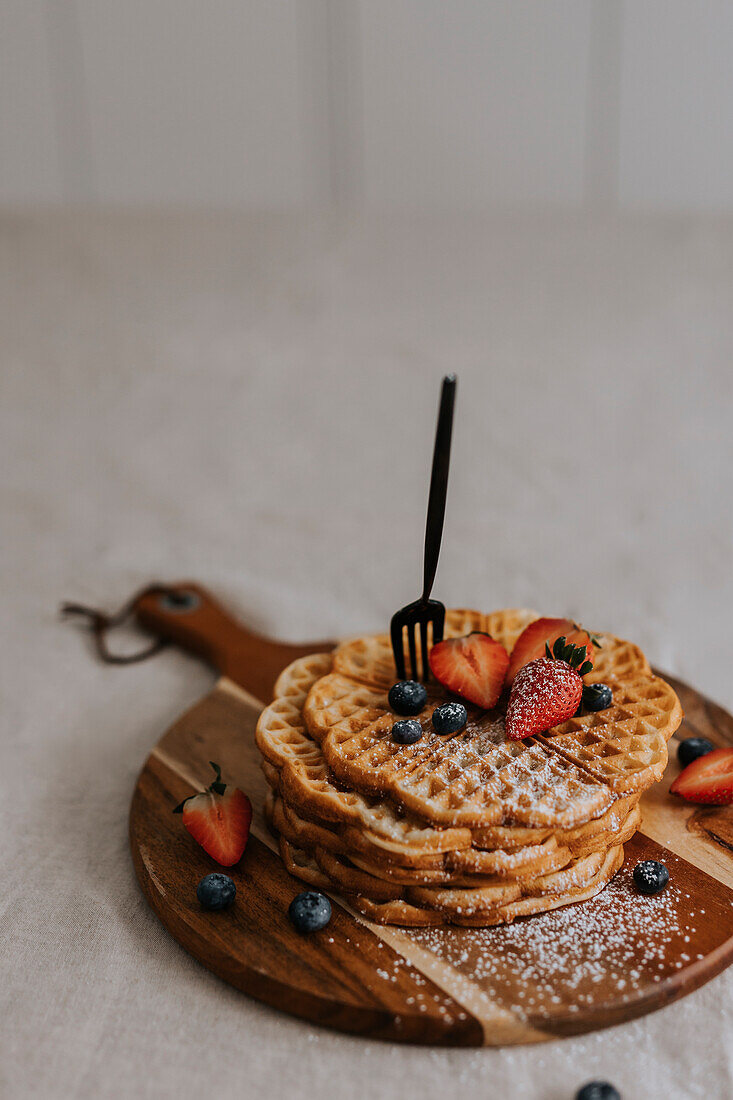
top-left (401, 843), bottom-right (732, 1023)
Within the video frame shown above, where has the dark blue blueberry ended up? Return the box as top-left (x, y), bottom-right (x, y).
top-left (432, 702), bottom-right (467, 736)
top-left (576, 1084), bottom-right (621, 1100)
top-left (392, 719), bottom-right (423, 745)
top-left (196, 873), bottom-right (236, 911)
top-left (288, 891), bottom-right (332, 932)
top-left (388, 680), bottom-right (428, 716)
top-left (633, 860), bottom-right (669, 896)
top-left (677, 736), bottom-right (715, 768)
top-left (582, 683), bottom-right (613, 712)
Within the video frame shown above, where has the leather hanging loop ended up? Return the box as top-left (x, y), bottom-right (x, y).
top-left (60, 583), bottom-right (175, 664)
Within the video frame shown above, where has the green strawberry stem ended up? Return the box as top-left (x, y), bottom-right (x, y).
top-left (173, 760), bottom-right (227, 813)
top-left (545, 635), bottom-right (594, 674)
top-left (208, 761), bottom-right (227, 795)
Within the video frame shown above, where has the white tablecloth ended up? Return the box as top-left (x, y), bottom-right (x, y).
top-left (3, 211), bottom-right (733, 1099)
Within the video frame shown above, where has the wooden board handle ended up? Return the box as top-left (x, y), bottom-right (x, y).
top-left (134, 582), bottom-right (333, 703)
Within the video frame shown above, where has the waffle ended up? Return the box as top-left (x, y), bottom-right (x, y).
top-left (305, 678), bottom-right (617, 828)
top-left (255, 609), bottom-right (681, 927)
top-left (274, 834), bottom-right (625, 928)
top-left (535, 675), bottom-right (680, 792)
top-left (257, 650), bottom-right (646, 854)
top-left (277, 835), bottom-right (331, 891)
top-left (265, 791), bottom-right (624, 911)
top-left (257, 654), bottom-right (633, 867)
top-left (267, 790), bottom-right (640, 887)
top-left (303, 615), bottom-right (680, 827)
top-left (256, 652), bottom-right (475, 856)
top-left (349, 845), bottom-right (625, 928)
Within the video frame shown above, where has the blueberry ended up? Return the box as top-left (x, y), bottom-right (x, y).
top-left (196, 873), bottom-right (236, 911)
top-left (288, 891), bottom-right (332, 932)
top-left (392, 719), bottom-right (423, 745)
top-left (582, 683), bottom-right (613, 712)
top-left (388, 680), bottom-right (428, 716)
top-left (677, 736), bottom-right (715, 768)
top-left (432, 702), bottom-right (467, 735)
top-left (576, 1083), bottom-right (621, 1100)
top-left (633, 860), bottom-right (669, 895)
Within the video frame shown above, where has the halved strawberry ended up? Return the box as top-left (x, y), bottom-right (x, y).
top-left (505, 655), bottom-right (583, 741)
top-left (506, 617), bottom-right (594, 687)
top-left (174, 762), bottom-right (252, 866)
top-left (670, 747), bottom-right (733, 805)
top-left (429, 633), bottom-right (509, 709)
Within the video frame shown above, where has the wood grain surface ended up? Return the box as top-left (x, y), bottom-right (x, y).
top-left (129, 585), bottom-right (733, 1045)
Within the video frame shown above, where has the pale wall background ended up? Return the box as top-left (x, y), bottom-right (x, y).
top-left (4, 0), bottom-right (733, 211)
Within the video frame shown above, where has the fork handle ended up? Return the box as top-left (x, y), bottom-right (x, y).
top-left (422, 375), bottom-right (456, 601)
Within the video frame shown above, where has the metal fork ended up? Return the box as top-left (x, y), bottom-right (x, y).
top-left (390, 374), bottom-right (457, 681)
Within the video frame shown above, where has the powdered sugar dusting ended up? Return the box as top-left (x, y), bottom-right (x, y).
top-left (404, 853), bottom-right (704, 1020)
top-left (469, 714), bottom-right (507, 751)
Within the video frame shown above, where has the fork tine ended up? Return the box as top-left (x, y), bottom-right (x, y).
top-left (390, 619), bottom-right (406, 679)
top-left (432, 604), bottom-right (446, 647)
top-left (419, 618), bottom-right (430, 682)
top-left (407, 623), bottom-right (418, 681)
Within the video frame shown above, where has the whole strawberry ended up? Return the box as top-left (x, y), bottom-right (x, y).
top-left (505, 637), bottom-right (593, 741)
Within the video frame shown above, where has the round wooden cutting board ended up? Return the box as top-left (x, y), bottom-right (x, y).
top-left (128, 585), bottom-right (733, 1046)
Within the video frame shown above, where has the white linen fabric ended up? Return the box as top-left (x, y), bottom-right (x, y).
top-left (2, 212), bottom-right (732, 1099)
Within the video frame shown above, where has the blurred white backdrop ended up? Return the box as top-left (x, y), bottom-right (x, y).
top-left (4, 1), bottom-right (733, 210)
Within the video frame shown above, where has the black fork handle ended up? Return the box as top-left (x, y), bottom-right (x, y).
top-left (422, 375), bottom-right (457, 601)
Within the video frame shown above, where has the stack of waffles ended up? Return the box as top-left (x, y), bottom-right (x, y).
top-left (255, 610), bottom-right (682, 927)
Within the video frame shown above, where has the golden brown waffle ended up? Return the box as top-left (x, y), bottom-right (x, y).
top-left (273, 830), bottom-right (625, 928)
top-left (256, 648), bottom-right (649, 858)
top-left (587, 636), bottom-right (651, 683)
top-left (535, 676), bottom-right (681, 792)
top-left (349, 846), bottom-right (625, 927)
top-left (470, 791), bottom-right (639, 850)
top-left (268, 790), bottom-right (640, 888)
top-left (256, 609), bottom-right (680, 926)
top-left (448, 803), bottom-right (640, 871)
top-left (277, 837), bottom-right (332, 891)
top-left (305, 676), bottom-right (616, 828)
top-left (272, 792), bottom-right (575, 884)
top-left (303, 613), bottom-right (680, 827)
top-left (257, 652), bottom-right (474, 855)
top-left (266, 793), bottom-right (624, 913)
top-left (261, 759), bottom-right (280, 790)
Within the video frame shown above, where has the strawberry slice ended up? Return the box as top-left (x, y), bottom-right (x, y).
top-left (174, 762), bottom-right (252, 866)
top-left (670, 747), bottom-right (733, 805)
top-left (505, 654), bottom-right (584, 741)
top-left (429, 633), bottom-right (509, 709)
top-left (506, 617), bottom-right (593, 686)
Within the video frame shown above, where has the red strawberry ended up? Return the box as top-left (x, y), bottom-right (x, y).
top-left (174, 762), bottom-right (252, 866)
top-left (506, 617), bottom-right (594, 687)
top-left (505, 656), bottom-right (583, 740)
top-left (670, 747), bottom-right (733, 805)
top-left (429, 632), bottom-right (509, 709)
